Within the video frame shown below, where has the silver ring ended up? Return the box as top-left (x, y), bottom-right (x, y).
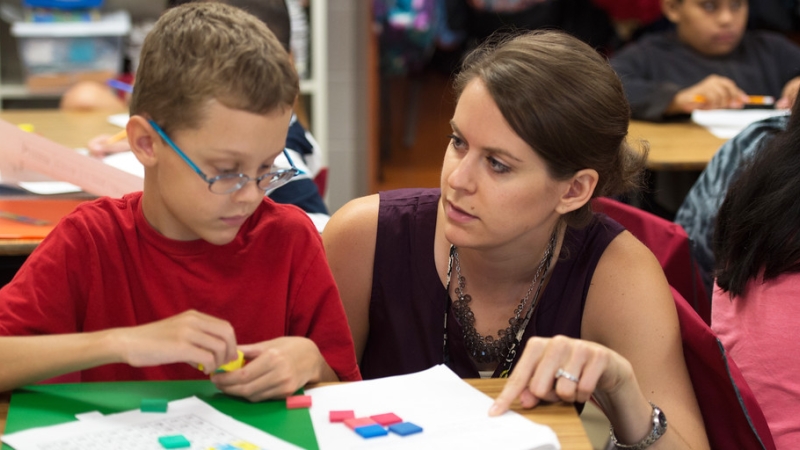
top-left (555, 368), bottom-right (580, 383)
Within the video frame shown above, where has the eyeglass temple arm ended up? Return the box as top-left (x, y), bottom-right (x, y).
top-left (282, 149), bottom-right (307, 175)
top-left (148, 119), bottom-right (211, 181)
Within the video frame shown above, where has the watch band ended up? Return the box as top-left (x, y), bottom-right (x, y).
top-left (609, 402), bottom-right (668, 449)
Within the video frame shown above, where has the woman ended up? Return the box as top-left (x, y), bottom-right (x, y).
top-left (712, 98), bottom-right (800, 449)
top-left (324, 30), bottom-right (709, 448)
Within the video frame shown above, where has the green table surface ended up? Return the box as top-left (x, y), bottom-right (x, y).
top-left (1, 380), bottom-right (317, 449)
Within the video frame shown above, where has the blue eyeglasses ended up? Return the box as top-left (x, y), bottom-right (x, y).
top-left (148, 119), bottom-right (303, 195)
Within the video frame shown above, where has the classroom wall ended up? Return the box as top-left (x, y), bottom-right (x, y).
top-left (325, 1), bottom-right (370, 212)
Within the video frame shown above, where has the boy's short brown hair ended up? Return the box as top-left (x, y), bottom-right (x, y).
top-left (130, 2), bottom-right (299, 134)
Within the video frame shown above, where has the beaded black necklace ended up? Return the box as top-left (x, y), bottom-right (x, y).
top-left (443, 229), bottom-right (558, 375)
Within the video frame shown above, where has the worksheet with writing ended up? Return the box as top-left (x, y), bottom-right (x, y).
top-left (1, 397), bottom-right (301, 450)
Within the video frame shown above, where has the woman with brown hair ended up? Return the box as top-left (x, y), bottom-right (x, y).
top-left (324, 30), bottom-right (709, 448)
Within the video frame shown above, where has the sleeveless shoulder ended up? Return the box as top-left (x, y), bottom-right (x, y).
top-left (361, 189), bottom-right (444, 379)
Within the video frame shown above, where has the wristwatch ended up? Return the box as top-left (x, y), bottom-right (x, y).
top-left (609, 402), bottom-right (668, 449)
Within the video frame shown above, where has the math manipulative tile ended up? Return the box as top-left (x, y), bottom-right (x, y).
top-left (286, 395), bottom-right (312, 409)
top-left (388, 422), bottom-right (423, 436)
top-left (140, 398), bottom-right (168, 413)
top-left (230, 441), bottom-right (261, 450)
top-left (199, 349), bottom-right (245, 373)
top-left (329, 410), bottom-right (355, 422)
top-left (354, 424), bottom-right (389, 439)
top-left (158, 434), bottom-right (191, 449)
top-left (370, 412), bottom-right (402, 426)
top-left (217, 350), bottom-right (246, 373)
top-left (343, 417), bottom-right (377, 430)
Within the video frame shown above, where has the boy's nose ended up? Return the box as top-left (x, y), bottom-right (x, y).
top-left (716, 7), bottom-right (736, 24)
top-left (231, 179), bottom-right (264, 203)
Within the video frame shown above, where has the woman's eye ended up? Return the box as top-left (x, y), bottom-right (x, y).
top-left (448, 134), bottom-right (466, 149)
top-left (488, 157), bottom-right (510, 174)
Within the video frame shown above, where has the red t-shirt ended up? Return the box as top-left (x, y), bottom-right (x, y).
top-left (0, 193), bottom-right (361, 383)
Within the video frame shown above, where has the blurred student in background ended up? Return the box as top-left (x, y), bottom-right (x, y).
top-left (612, 0), bottom-right (800, 121)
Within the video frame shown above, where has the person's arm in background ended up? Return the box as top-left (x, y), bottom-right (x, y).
top-left (611, 43), bottom-right (684, 121)
top-left (767, 33), bottom-right (800, 109)
top-left (611, 36), bottom-right (747, 120)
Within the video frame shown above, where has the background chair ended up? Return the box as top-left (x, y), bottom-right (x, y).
top-left (592, 196), bottom-right (710, 324)
top-left (672, 287), bottom-right (776, 450)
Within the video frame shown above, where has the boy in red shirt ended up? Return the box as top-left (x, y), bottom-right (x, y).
top-left (0, 2), bottom-right (360, 400)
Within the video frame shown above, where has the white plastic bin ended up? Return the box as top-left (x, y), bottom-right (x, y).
top-left (11, 10), bottom-right (131, 92)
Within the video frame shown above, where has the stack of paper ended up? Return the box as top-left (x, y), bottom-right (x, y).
top-left (692, 109), bottom-right (790, 138)
top-left (307, 365), bottom-right (560, 450)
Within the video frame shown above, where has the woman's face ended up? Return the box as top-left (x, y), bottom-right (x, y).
top-left (440, 78), bottom-right (568, 250)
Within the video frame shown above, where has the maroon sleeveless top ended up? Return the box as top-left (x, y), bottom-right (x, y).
top-left (360, 188), bottom-right (625, 379)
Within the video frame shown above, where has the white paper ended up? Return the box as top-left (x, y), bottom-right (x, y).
top-left (107, 113), bottom-right (130, 128)
top-left (691, 109), bottom-right (790, 138)
top-left (103, 151), bottom-right (145, 178)
top-left (306, 365), bottom-right (560, 450)
top-left (0, 119), bottom-right (142, 198)
top-left (17, 181), bottom-right (82, 195)
top-left (1, 396), bottom-right (302, 450)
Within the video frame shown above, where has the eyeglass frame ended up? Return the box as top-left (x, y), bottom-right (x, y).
top-left (148, 119), bottom-right (304, 195)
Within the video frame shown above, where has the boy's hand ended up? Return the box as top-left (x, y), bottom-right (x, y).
top-left (668, 74), bottom-right (748, 115)
top-left (211, 337), bottom-right (336, 402)
top-left (87, 134), bottom-right (131, 158)
top-left (110, 310), bottom-right (238, 375)
top-left (776, 76), bottom-right (800, 109)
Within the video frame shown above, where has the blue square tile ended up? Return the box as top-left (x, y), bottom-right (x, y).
top-left (388, 422), bottom-right (423, 436)
top-left (354, 424), bottom-right (388, 438)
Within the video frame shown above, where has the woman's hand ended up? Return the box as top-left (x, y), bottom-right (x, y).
top-left (211, 337), bottom-right (336, 402)
top-left (87, 134), bottom-right (131, 158)
top-left (489, 335), bottom-right (635, 415)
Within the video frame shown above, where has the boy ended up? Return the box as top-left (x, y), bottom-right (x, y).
top-left (612, 0), bottom-right (800, 121)
top-left (0, 3), bottom-right (360, 400)
top-left (67, 0), bottom-right (330, 230)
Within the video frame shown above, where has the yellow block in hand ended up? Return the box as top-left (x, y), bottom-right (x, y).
top-left (198, 350), bottom-right (245, 373)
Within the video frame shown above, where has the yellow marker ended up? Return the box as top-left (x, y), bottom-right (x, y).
top-left (106, 129), bottom-right (128, 144)
top-left (17, 123), bottom-right (35, 133)
top-left (198, 349), bottom-right (245, 373)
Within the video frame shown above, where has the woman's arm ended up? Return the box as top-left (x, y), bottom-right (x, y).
top-left (321, 194), bottom-right (380, 362)
top-left (581, 231), bottom-right (708, 448)
top-left (492, 231), bottom-right (709, 449)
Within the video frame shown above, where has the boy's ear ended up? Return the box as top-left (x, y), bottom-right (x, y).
top-left (126, 115), bottom-right (158, 167)
top-left (555, 169), bottom-right (598, 215)
top-left (661, 0), bottom-right (681, 23)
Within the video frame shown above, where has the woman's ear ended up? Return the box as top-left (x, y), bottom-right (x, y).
top-left (127, 115), bottom-right (158, 167)
top-left (556, 169), bottom-right (598, 215)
